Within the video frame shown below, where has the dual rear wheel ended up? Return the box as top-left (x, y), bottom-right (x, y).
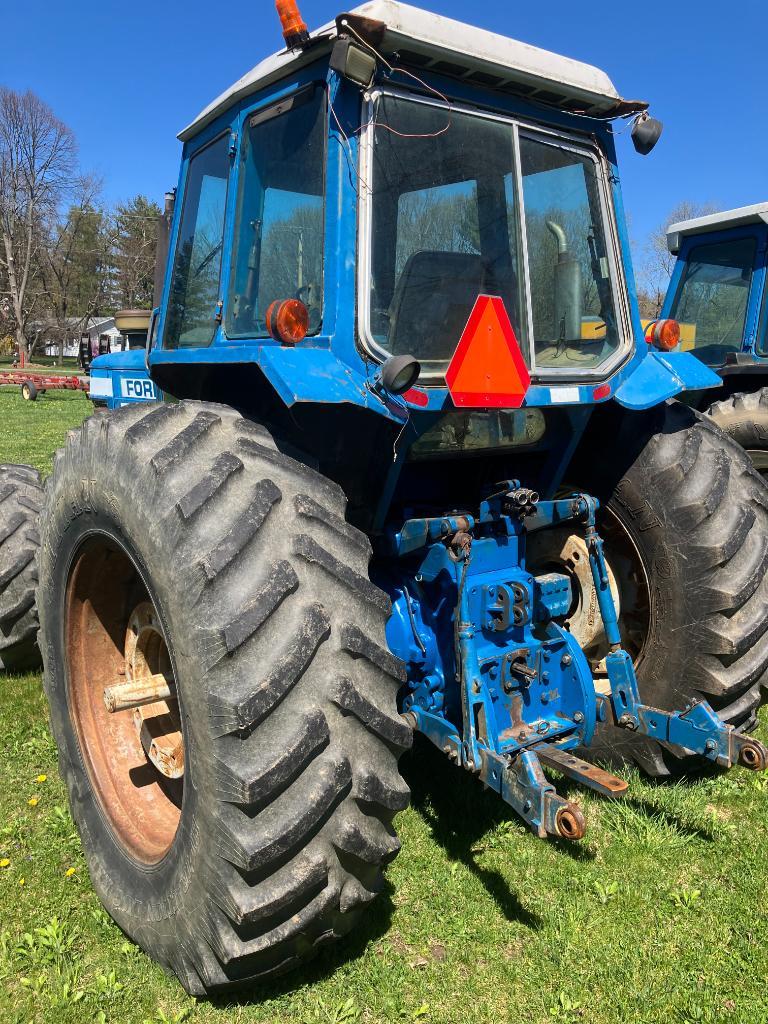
top-left (0, 464), bottom-right (43, 671)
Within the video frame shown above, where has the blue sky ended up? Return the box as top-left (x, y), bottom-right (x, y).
top-left (4, 0), bottom-right (767, 253)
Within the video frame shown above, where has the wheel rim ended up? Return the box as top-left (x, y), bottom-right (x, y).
top-left (528, 505), bottom-right (651, 674)
top-left (65, 535), bottom-right (183, 864)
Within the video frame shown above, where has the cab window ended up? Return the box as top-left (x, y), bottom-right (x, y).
top-left (670, 237), bottom-right (757, 363)
top-left (164, 134), bottom-right (230, 349)
top-left (227, 85), bottom-right (326, 338)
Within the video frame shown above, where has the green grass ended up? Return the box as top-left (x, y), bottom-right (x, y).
top-left (0, 389), bottom-right (91, 474)
top-left (2, 391), bottom-right (768, 1024)
top-left (0, 355), bottom-right (80, 371)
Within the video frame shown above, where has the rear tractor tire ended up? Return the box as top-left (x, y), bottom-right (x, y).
top-left (707, 389), bottom-right (768, 476)
top-left (530, 402), bottom-right (768, 776)
top-left (0, 464), bottom-right (43, 672)
top-left (38, 401), bottom-right (410, 994)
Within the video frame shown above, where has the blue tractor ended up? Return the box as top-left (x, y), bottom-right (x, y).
top-left (29, 1), bottom-right (768, 995)
top-left (658, 203), bottom-right (768, 471)
top-left (89, 347), bottom-right (161, 408)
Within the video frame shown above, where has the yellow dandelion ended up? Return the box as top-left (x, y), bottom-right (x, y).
top-left (0, 858), bottom-right (9, 868)
top-left (36, 774), bottom-right (47, 783)
top-left (18, 877), bottom-right (25, 886)
top-left (27, 797), bottom-right (39, 807)
top-left (65, 867), bottom-right (76, 877)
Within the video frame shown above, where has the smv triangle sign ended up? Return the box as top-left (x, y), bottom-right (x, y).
top-left (445, 295), bottom-right (530, 408)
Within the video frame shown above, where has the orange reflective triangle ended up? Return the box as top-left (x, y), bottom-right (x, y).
top-left (446, 295), bottom-right (530, 408)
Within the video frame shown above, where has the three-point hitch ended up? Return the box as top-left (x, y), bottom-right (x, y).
top-left (385, 483), bottom-right (768, 840)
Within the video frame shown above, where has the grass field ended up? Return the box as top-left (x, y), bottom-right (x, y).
top-left (1, 387), bottom-right (768, 1024)
top-left (0, 356), bottom-right (81, 375)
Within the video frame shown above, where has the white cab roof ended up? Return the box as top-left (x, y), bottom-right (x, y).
top-left (180, 1), bottom-right (645, 141)
top-left (667, 202), bottom-right (768, 253)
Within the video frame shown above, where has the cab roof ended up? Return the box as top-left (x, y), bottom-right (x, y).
top-left (667, 202), bottom-right (768, 254)
top-left (179, 1), bottom-right (647, 142)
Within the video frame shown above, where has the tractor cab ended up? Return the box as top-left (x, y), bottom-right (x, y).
top-left (148, 0), bottom-right (715, 520)
top-left (662, 203), bottom-right (768, 373)
top-left (659, 203), bottom-right (768, 467)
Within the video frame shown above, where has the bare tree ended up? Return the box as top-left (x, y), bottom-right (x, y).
top-left (0, 88), bottom-right (77, 358)
top-left (636, 200), bottom-right (720, 318)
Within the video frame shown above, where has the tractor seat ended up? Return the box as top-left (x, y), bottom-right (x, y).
top-left (387, 251), bottom-right (490, 363)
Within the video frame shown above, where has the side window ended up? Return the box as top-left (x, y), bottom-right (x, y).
top-left (227, 86), bottom-right (325, 339)
top-left (164, 135), bottom-right (230, 349)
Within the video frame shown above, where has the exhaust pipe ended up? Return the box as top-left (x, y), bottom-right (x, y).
top-left (546, 220), bottom-right (583, 344)
top-left (152, 190), bottom-right (175, 309)
top-left (275, 0), bottom-right (309, 48)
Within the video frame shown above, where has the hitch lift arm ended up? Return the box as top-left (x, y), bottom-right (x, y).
top-left (577, 494), bottom-right (768, 772)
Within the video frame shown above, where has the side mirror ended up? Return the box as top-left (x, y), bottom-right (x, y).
top-left (632, 113), bottom-right (664, 156)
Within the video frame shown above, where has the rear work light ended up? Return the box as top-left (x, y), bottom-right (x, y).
top-left (645, 318), bottom-right (680, 352)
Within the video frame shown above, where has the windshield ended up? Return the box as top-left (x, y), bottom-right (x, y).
top-left (363, 93), bottom-right (624, 378)
top-left (669, 238), bottom-right (756, 363)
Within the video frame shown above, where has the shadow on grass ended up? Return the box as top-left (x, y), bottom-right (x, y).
top-left (401, 737), bottom-right (559, 927)
top-left (555, 769), bottom-right (719, 842)
top-left (207, 879), bottom-right (397, 1009)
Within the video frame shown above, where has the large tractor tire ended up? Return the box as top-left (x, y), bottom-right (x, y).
top-left (37, 402), bottom-right (410, 994)
top-left (0, 464), bottom-right (43, 672)
top-left (530, 402), bottom-right (768, 776)
top-left (706, 389), bottom-right (768, 476)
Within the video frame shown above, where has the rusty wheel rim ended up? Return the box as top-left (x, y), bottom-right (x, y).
top-left (65, 535), bottom-right (183, 865)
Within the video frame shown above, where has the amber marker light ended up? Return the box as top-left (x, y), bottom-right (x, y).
top-left (275, 0), bottom-right (309, 48)
top-left (266, 298), bottom-right (310, 345)
top-left (645, 318), bottom-right (680, 352)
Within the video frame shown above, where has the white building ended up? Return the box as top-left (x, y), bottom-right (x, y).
top-left (41, 316), bottom-right (125, 358)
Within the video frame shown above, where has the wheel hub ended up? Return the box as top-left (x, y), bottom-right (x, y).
top-left (123, 603), bottom-right (183, 780)
top-left (527, 528), bottom-right (621, 667)
top-left (527, 507), bottom-right (650, 675)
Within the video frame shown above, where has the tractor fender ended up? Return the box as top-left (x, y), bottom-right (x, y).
top-left (256, 346), bottom-right (405, 422)
top-left (614, 350), bottom-right (721, 411)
